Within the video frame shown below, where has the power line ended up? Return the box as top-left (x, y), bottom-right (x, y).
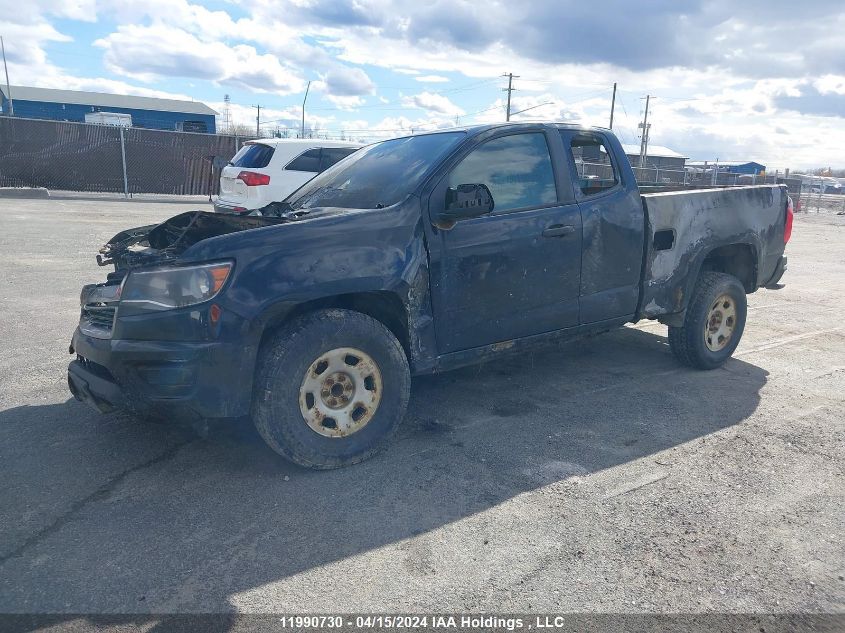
top-left (509, 101), bottom-right (555, 117)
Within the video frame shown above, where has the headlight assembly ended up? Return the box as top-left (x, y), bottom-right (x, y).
top-left (120, 262), bottom-right (232, 312)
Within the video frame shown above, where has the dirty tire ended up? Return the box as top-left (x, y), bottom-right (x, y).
top-left (668, 272), bottom-right (747, 370)
top-left (253, 309), bottom-right (410, 469)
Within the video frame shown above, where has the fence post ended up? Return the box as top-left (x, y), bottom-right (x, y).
top-left (119, 127), bottom-right (129, 198)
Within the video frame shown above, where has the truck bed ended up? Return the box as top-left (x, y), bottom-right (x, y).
top-left (638, 185), bottom-right (788, 319)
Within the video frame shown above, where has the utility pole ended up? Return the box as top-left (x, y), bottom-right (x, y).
top-left (609, 82), bottom-right (617, 129)
top-left (638, 95), bottom-right (652, 168)
top-left (502, 72), bottom-right (519, 121)
top-left (223, 94), bottom-right (231, 134)
top-left (301, 80), bottom-right (311, 139)
top-left (1, 36), bottom-right (13, 116)
top-left (253, 104), bottom-right (261, 137)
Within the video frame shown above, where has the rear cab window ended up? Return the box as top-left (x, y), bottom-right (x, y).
top-left (229, 143), bottom-right (274, 168)
top-left (565, 133), bottom-right (620, 197)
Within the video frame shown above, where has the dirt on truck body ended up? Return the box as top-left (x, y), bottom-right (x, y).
top-left (69, 122), bottom-right (791, 468)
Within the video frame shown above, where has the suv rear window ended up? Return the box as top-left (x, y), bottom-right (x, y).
top-left (229, 143), bottom-right (274, 168)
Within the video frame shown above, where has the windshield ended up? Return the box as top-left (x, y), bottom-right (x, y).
top-left (289, 132), bottom-right (465, 210)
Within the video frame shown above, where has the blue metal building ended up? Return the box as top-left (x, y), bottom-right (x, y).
top-left (0, 85), bottom-right (217, 133)
top-left (687, 160), bottom-right (766, 175)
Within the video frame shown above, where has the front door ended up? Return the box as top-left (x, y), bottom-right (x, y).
top-left (426, 129), bottom-right (583, 354)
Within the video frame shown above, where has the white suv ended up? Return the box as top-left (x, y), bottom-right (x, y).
top-left (214, 139), bottom-right (363, 214)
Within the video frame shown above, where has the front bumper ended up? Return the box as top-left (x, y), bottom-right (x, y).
top-left (68, 328), bottom-right (256, 420)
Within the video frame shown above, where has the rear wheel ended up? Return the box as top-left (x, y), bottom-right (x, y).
top-left (253, 309), bottom-right (410, 469)
top-left (668, 272), bottom-right (747, 370)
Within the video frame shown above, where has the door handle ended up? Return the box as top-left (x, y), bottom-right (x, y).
top-left (542, 224), bottom-right (576, 238)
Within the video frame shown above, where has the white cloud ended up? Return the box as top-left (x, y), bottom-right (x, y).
top-left (313, 67), bottom-right (376, 97)
top-left (324, 95), bottom-right (366, 110)
top-left (415, 75), bottom-right (449, 83)
top-left (402, 92), bottom-right (464, 116)
top-left (94, 24), bottom-right (304, 95)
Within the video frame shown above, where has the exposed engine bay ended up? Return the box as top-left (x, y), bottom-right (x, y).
top-left (96, 210), bottom-right (290, 271)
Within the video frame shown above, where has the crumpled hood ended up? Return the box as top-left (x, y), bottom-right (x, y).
top-left (97, 207), bottom-right (370, 270)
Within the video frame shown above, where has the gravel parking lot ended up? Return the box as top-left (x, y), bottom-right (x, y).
top-left (0, 198), bottom-right (843, 621)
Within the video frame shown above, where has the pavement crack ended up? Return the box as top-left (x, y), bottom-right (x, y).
top-left (0, 439), bottom-right (192, 566)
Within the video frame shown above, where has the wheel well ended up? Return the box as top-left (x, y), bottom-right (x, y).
top-left (699, 243), bottom-right (757, 292)
top-left (259, 291), bottom-right (411, 357)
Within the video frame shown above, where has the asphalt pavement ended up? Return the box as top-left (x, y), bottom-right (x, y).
top-left (0, 198), bottom-right (842, 624)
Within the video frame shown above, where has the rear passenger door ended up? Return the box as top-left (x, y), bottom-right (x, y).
top-left (426, 128), bottom-right (583, 353)
top-left (560, 130), bottom-right (644, 323)
top-left (280, 148), bottom-right (323, 198)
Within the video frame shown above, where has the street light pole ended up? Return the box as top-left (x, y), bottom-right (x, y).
top-left (1, 36), bottom-right (13, 116)
top-left (609, 82), bottom-right (616, 129)
top-left (301, 80), bottom-right (311, 139)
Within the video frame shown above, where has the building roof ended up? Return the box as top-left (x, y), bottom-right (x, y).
top-left (687, 160), bottom-right (765, 167)
top-left (0, 85), bottom-right (217, 116)
top-left (621, 143), bottom-right (688, 159)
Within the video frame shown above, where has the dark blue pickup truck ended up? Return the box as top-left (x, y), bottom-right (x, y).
top-left (68, 123), bottom-right (792, 468)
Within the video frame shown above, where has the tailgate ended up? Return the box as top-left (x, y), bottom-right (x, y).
top-left (639, 185), bottom-right (787, 318)
top-left (220, 166), bottom-right (247, 198)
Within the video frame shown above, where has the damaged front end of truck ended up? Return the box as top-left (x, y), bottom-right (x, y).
top-left (69, 210), bottom-right (295, 418)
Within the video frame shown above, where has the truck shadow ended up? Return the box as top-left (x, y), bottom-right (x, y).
top-left (0, 326), bottom-right (768, 625)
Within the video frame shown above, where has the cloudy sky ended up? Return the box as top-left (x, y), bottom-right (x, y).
top-left (1, 0), bottom-right (844, 169)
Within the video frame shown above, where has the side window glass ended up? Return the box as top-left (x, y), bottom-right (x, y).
top-left (566, 134), bottom-right (619, 196)
top-left (319, 147), bottom-right (358, 172)
top-left (447, 133), bottom-right (557, 213)
top-left (286, 148), bottom-right (322, 172)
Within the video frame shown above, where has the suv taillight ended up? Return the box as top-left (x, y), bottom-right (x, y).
top-left (784, 196), bottom-right (794, 244)
top-left (237, 171), bottom-right (270, 186)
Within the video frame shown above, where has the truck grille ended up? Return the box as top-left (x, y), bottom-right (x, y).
top-left (79, 282), bottom-right (122, 338)
top-left (82, 304), bottom-right (116, 329)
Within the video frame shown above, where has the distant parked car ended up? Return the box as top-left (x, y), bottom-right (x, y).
top-left (213, 139), bottom-right (363, 214)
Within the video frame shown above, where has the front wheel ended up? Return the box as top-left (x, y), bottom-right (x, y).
top-left (253, 309), bottom-right (411, 469)
top-left (668, 272), bottom-right (747, 370)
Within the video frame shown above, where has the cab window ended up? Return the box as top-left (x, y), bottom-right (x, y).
top-left (566, 134), bottom-right (619, 196)
top-left (447, 133), bottom-right (557, 213)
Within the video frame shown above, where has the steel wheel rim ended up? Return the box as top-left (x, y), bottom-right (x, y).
top-left (704, 293), bottom-right (737, 352)
top-left (299, 347), bottom-right (383, 438)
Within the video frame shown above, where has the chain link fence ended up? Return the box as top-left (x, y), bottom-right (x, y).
top-left (578, 160), bottom-right (805, 205)
top-left (0, 116), bottom-right (819, 205)
top-left (0, 116), bottom-right (245, 195)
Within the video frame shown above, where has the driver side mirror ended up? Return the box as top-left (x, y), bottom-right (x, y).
top-left (436, 183), bottom-right (495, 223)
